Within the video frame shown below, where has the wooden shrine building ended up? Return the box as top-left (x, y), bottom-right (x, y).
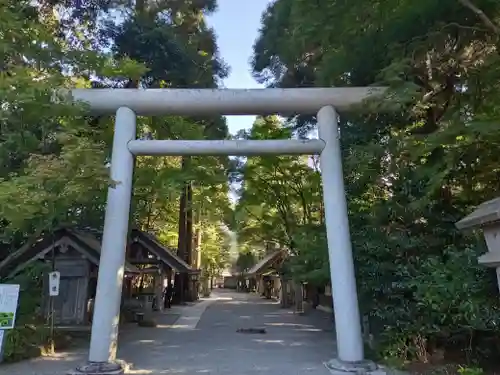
top-left (246, 249), bottom-right (287, 299)
top-left (0, 227), bottom-right (198, 326)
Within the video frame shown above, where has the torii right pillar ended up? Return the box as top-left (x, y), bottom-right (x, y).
top-left (317, 106), bottom-right (378, 373)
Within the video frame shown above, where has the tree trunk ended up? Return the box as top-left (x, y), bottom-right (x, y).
top-left (174, 162), bottom-right (188, 303)
top-left (193, 210), bottom-right (202, 269)
top-left (184, 179), bottom-right (193, 301)
top-left (175, 157), bottom-right (194, 302)
top-left (186, 181), bottom-right (193, 267)
top-left (279, 276), bottom-right (288, 308)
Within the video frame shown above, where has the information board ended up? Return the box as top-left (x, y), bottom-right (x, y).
top-left (0, 284), bottom-right (20, 330)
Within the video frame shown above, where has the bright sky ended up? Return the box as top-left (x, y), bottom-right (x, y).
top-left (207, 0), bottom-right (271, 136)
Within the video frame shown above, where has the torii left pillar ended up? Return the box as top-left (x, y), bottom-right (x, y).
top-left (71, 107), bottom-right (136, 375)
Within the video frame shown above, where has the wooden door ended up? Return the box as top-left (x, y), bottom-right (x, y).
top-left (53, 277), bottom-right (85, 325)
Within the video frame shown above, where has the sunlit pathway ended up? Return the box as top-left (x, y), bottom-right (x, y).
top-left (0, 290), bottom-right (335, 375)
top-left (122, 290), bottom-right (334, 375)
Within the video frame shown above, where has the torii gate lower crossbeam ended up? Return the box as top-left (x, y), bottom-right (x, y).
top-left (69, 88), bottom-right (384, 375)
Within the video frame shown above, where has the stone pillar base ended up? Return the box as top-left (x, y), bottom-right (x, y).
top-left (324, 358), bottom-right (379, 374)
top-left (68, 361), bottom-right (130, 375)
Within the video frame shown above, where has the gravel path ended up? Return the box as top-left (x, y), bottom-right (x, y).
top-left (0, 291), bottom-right (336, 375)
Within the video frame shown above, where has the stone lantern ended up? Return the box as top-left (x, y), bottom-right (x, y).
top-left (456, 197), bottom-right (500, 289)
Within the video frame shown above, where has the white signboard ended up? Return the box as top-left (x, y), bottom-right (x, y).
top-left (49, 271), bottom-right (61, 296)
top-left (0, 284), bottom-right (20, 330)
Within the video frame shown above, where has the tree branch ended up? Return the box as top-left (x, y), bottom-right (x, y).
top-left (457, 0), bottom-right (500, 35)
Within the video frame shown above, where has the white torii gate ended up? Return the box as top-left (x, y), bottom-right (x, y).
top-left (70, 87), bottom-right (384, 375)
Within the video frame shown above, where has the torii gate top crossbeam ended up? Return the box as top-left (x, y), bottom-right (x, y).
top-left (71, 87), bottom-right (385, 116)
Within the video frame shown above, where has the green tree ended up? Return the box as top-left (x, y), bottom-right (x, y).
top-left (235, 252), bottom-right (257, 274)
top-left (0, 0), bottom-right (145, 242)
top-left (252, 0), bottom-right (500, 363)
top-left (235, 116), bottom-right (328, 283)
top-left (106, 0), bottom-right (231, 302)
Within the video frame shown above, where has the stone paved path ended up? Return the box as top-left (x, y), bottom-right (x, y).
top-left (0, 290), bottom-right (336, 375)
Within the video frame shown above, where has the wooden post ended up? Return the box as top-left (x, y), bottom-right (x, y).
top-left (0, 330), bottom-right (6, 363)
top-left (155, 269), bottom-right (164, 312)
top-left (294, 281), bottom-right (304, 314)
top-left (279, 277), bottom-right (288, 308)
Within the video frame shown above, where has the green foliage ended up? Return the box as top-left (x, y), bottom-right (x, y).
top-left (458, 366), bottom-right (485, 375)
top-left (235, 116), bottom-right (327, 281)
top-left (199, 222), bottom-right (230, 278)
top-left (235, 252), bottom-right (256, 274)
